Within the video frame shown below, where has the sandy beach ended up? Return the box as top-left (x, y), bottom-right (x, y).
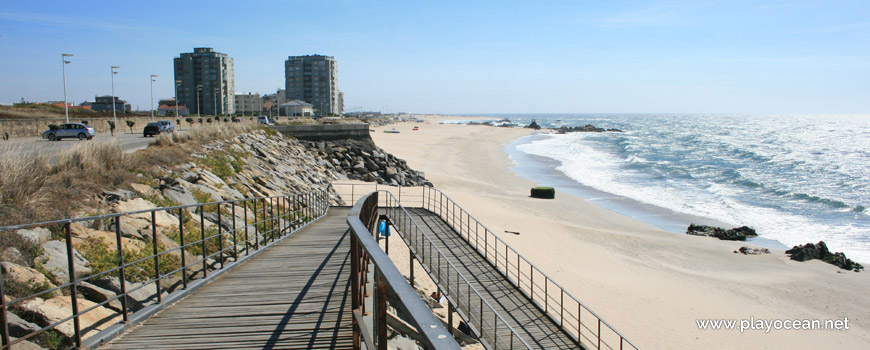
top-left (370, 116), bottom-right (870, 349)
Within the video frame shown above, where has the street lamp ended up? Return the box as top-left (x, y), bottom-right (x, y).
top-left (174, 80), bottom-right (181, 126)
top-left (196, 85), bottom-right (202, 119)
top-left (213, 88), bottom-right (218, 119)
top-left (61, 53), bottom-right (73, 123)
top-left (149, 75), bottom-right (158, 121)
top-left (111, 66), bottom-right (120, 135)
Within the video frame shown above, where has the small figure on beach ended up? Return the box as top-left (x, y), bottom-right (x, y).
top-left (3, 131), bottom-right (8, 140)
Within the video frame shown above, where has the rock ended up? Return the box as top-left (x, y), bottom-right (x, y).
top-left (18, 296), bottom-right (121, 339)
top-left (686, 224), bottom-right (758, 241)
top-left (385, 167), bottom-right (397, 178)
top-left (190, 183), bottom-right (223, 202)
top-left (198, 169), bottom-right (227, 188)
top-left (15, 227), bottom-right (51, 245)
top-left (163, 186), bottom-right (198, 208)
top-left (737, 246), bottom-right (770, 255)
top-left (525, 120), bottom-right (542, 129)
top-left (1, 247), bottom-right (23, 264)
top-left (786, 241), bottom-right (864, 272)
top-left (114, 198), bottom-right (178, 228)
top-left (36, 241), bottom-right (91, 284)
top-left (92, 276), bottom-right (157, 312)
top-left (70, 223), bottom-right (144, 254)
top-left (0, 261), bottom-right (57, 291)
top-left (8, 336), bottom-right (44, 350)
top-left (5, 312), bottom-right (41, 338)
top-left (202, 212), bottom-right (235, 231)
top-left (78, 281), bottom-right (123, 312)
top-left (129, 183), bottom-right (156, 196)
top-left (101, 189), bottom-right (135, 203)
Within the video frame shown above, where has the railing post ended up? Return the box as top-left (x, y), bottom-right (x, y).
top-left (0, 265), bottom-right (10, 349)
top-left (578, 303), bottom-right (582, 344)
top-left (351, 235), bottom-right (360, 349)
top-left (199, 206), bottom-right (207, 277)
top-left (218, 205), bottom-right (224, 269)
top-left (232, 204), bottom-right (238, 259)
top-left (243, 201), bottom-right (250, 256)
top-left (179, 208), bottom-right (188, 289)
top-left (598, 318), bottom-right (602, 349)
top-left (65, 222), bottom-right (83, 348)
top-left (561, 290), bottom-right (564, 328)
top-left (115, 217), bottom-right (129, 322)
top-left (447, 300), bottom-right (454, 335)
top-left (253, 199), bottom-right (259, 250)
top-left (545, 277), bottom-right (549, 313)
top-left (152, 211), bottom-right (162, 303)
top-left (376, 271), bottom-right (387, 350)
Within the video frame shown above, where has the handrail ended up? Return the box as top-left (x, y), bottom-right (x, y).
top-left (378, 191), bottom-right (533, 350)
top-left (422, 187), bottom-right (640, 350)
top-left (346, 191), bottom-right (461, 350)
top-left (0, 185), bottom-right (333, 350)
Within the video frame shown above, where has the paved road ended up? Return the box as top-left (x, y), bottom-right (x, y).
top-left (0, 131), bottom-right (171, 162)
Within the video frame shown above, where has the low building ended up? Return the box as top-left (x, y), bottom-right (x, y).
top-left (88, 96), bottom-right (131, 113)
top-left (157, 104), bottom-right (189, 116)
top-left (234, 93), bottom-right (262, 116)
top-left (279, 100), bottom-right (313, 117)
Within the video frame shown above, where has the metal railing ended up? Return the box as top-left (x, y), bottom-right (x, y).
top-left (347, 192), bottom-right (460, 350)
top-left (378, 191), bottom-right (533, 350)
top-left (0, 186), bottom-right (332, 350)
top-left (420, 187), bottom-right (639, 350)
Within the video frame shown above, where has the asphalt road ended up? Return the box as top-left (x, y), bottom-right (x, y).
top-left (0, 131), bottom-right (166, 163)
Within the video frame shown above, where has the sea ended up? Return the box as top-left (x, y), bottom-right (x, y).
top-left (449, 114), bottom-right (870, 263)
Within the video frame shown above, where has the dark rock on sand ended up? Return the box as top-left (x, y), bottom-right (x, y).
top-left (736, 246), bottom-right (770, 255)
top-left (785, 241), bottom-right (864, 272)
top-left (686, 224), bottom-right (758, 241)
top-left (525, 120), bottom-right (542, 130)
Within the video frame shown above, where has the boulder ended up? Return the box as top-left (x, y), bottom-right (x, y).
top-left (70, 224), bottom-right (144, 254)
top-left (1, 247), bottom-right (23, 264)
top-left (0, 261), bottom-right (56, 291)
top-left (198, 169), bottom-right (227, 188)
top-left (5, 312), bottom-right (41, 338)
top-left (786, 241), bottom-right (864, 272)
top-left (129, 183), bottom-right (156, 196)
top-left (190, 183), bottom-right (223, 202)
top-left (15, 227), bottom-right (51, 245)
top-left (686, 224), bottom-right (757, 241)
top-left (114, 198), bottom-right (179, 228)
top-left (36, 241), bottom-right (91, 284)
top-left (736, 246), bottom-right (770, 255)
top-left (8, 336), bottom-right (46, 350)
top-left (100, 189), bottom-right (135, 203)
top-left (78, 281), bottom-right (123, 312)
top-left (92, 276), bottom-right (157, 312)
top-left (18, 296), bottom-right (121, 339)
top-left (163, 186), bottom-right (198, 208)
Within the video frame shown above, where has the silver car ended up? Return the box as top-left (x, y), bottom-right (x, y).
top-left (42, 123), bottom-right (96, 141)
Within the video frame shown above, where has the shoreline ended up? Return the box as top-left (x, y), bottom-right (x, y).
top-left (505, 133), bottom-right (790, 250)
top-left (371, 115), bottom-right (870, 349)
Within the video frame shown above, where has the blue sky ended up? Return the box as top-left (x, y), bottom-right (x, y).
top-left (1, 0), bottom-right (867, 114)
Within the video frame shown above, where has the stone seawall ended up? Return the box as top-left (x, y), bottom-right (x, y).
top-left (271, 123), bottom-right (370, 141)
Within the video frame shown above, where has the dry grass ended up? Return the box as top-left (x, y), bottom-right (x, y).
top-left (154, 121), bottom-right (261, 147)
top-left (0, 141), bottom-right (134, 226)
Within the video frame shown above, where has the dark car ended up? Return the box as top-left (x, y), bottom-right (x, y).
top-left (42, 123), bottom-right (96, 141)
top-left (143, 122), bottom-right (162, 137)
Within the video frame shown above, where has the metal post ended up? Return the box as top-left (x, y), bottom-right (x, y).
top-left (448, 301), bottom-right (454, 335)
top-left (351, 236), bottom-right (360, 349)
top-left (0, 267), bottom-right (9, 349)
top-left (545, 277), bottom-right (549, 313)
top-left (232, 204), bottom-right (238, 259)
top-left (200, 206), bottom-right (207, 277)
top-left (598, 319), bottom-right (602, 349)
top-left (61, 53), bottom-right (73, 123)
top-left (253, 199), bottom-right (259, 250)
top-left (111, 66), bottom-right (119, 134)
top-left (376, 272), bottom-right (387, 350)
top-left (152, 212), bottom-right (162, 303)
top-left (150, 75), bottom-right (158, 121)
top-left (65, 223), bottom-right (82, 348)
top-left (218, 205), bottom-right (224, 268)
top-left (409, 252), bottom-right (415, 286)
top-left (561, 290), bottom-right (564, 327)
top-left (114, 217), bottom-right (129, 321)
top-left (179, 208), bottom-right (188, 289)
top-left (243, 201), bottom-right (250, 255)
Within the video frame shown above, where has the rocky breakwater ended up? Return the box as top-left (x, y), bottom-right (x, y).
top-left (1, 129), bottom-right (432, 348)
top-left (301, 138), bottom-right (432, 187)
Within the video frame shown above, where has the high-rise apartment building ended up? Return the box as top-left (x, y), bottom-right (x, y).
top-left (174, 47), bottom-right (235, 116)
top-left (285, 55), bottom-right (338, 115)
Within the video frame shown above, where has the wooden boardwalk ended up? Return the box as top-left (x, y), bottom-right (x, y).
top-left (406, 208), bottom-right (581, 350)
top-left (104, 208), bottom-right (353, 350)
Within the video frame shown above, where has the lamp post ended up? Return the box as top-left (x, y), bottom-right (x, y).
top-left (175, 80), bottom-right (181, 126)
top-left (196, 85), bottom-right (202, 119)
top-left (61, 53), bottom-right (73, 123)
top-left (149, 75), bottom-right (158, 121)
top-left (111, 66), bottom-right (120, 134)
top-left (213, 88), bottom-right (218, 119)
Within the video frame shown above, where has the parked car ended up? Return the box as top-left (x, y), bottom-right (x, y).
top-left (156, 120), bottom-right (175, 133)
top-left (257, 116), bottom-right (276, 125)
top-left (231, 117), bottom-right (241, 123)
top-left (143, 122), bottom-right (161, 137)
top-left (42, 123), bottom-right (95, 141)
